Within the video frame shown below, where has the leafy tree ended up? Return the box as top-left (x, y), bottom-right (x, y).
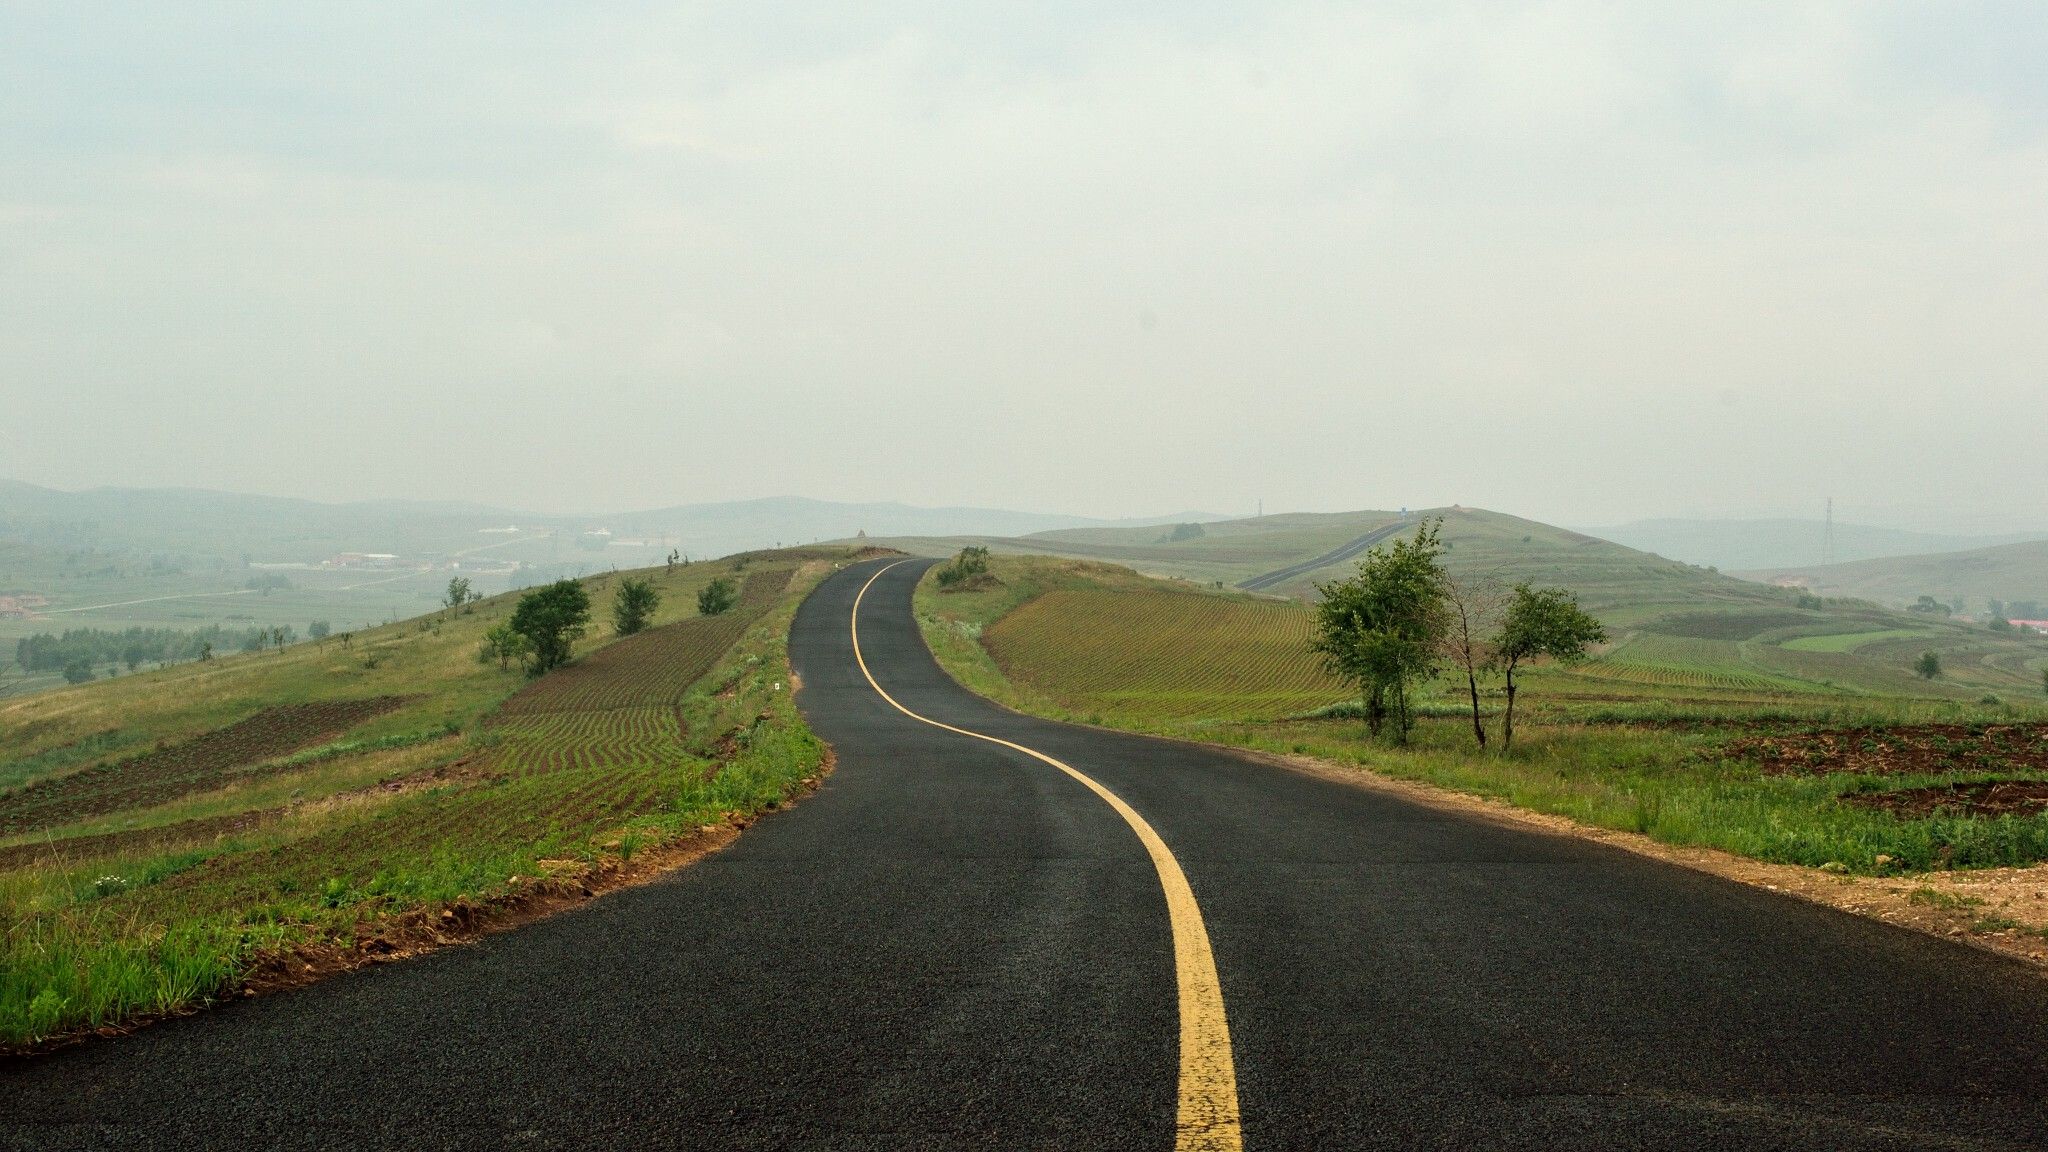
top-left (1915, 651), bottom-right (1942, 680)
top-left (510, 579), bottom-right (591, 673)
top-left (445, 576), bottom-right (473, 612)
top-left (612, 577), bottom-right (661, 636)
top-left (481, 622), bottom-right (530, 670)
top-left (62, 659), bottom-right (94, 685)
top-left (1160, 522), bottom-right (1206, 543)
top-left (1310, 521), bottom-right (1450, 743)
top-left (1495, 583), bottom-right (1606, 751)
top-left (1909, 595), bottom-right (1951, 617)
top-left (697, 576), bottom-right (738, 616)
top-left (935, 546), bottom-right (992, 588)
top-left (1441, 573), bottom-right (1504, 749)
top-left (1990, 615), bottom-right (2014, 632)
top-left (122, 644), bottom-right (146, 672)
top-left (308, 620), bottom-right (331, 640)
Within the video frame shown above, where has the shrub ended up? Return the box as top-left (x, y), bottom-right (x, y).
top-left (697, 577), bottom-right (738, 617)
top-left (1915, 651), bottom-right (1942, 680)
top-left (935, 546), bottom-right (992, 588)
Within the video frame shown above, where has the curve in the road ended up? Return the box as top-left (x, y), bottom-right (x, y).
top-left (851, 560), bottom-right (1240, 1150)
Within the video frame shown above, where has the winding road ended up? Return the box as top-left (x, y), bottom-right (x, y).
top-left (5, 556), bottom-right (2048, 1149)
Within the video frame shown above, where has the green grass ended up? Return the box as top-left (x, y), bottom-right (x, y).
top-left (0, 548), bottom-right (854, 1047)
top-left (1783, 629), bottom-right (1931, 653)
top-left (914, 553), bottom-right (2048, 881)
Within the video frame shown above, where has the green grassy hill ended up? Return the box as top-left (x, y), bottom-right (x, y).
top-left (1740, 540), bottom-right (2048, 617)
top-left (879, 507), bottom-right (2048, 699)
top-left (0, 547), bottom-right (862, 1047)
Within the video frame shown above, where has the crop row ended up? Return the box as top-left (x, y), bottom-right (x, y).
top-left (1567, 660), bottom-right (1789, 691)
top-left (0, 697), bottom-right (411, 835)
top-left (983, 588), bottom-right (1349, 719)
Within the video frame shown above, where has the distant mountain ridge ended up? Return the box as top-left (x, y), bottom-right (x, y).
top-left (1739, 539), bottom-right (2048, 614)
top-left (1583, 517), bottom-right (2048, 572)
top-left (0, 480), bottom-right (1223, 562)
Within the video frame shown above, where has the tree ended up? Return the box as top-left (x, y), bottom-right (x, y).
top-left (612, 577), bottom-right (660, 636)
top-left (62, 659), bottom-right (94, 685)
top-left (308, 620), bottom-right (331, 640)
top-left (445, 576), bottom-right (473, 612)
top-left (1909, 595), bottom-right (1951, 617)
top-left (1495, 584), bottom-right (1606, 751)
top-left (1441, 572), bottom-right (1504, 749)
top-left (697, 577), bottom-right (738, 617)
top-left (1915, 651), bottom-right (1942, 680)
top-left (510, 579), bottom-right (591, 673)
top-left (481, 622), bottom-right (529, 670)
top-left (1310, 520), bottom-right (1450, 743)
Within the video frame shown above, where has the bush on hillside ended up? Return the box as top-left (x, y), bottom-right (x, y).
top-left (935, 546), bottom-right (991, 589)
top-left (697, 577), bottom-right (738, 617)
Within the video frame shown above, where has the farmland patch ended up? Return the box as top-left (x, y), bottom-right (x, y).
top-left (1724, 723), bottom-right (2048, 776)
top-left (0, 697), bottom-right (412, 835)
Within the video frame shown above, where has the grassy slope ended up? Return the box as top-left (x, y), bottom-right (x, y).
top-left (1741, 539), bottom-right (2048, 614)
top-left (890, 508), bottom-right (2048, 699)
top-left (0, 547), bottom-right (867, 1047)
top-left (915, 554), bottom-right (2048, 883)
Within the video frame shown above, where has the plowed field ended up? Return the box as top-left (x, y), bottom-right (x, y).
top-left (0, 697), bottom-right (411, 835)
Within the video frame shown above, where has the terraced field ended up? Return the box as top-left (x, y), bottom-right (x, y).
top-left (982, 587), bottom-right (1348, 719)
top-left (0, 697), bottom-right (411, 835)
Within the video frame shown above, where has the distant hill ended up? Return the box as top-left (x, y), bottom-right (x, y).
top-left (867, 506), bottom-right (1784, 620)
top-left (1582, 517), bottom-right (2047, 572)
top-left (0, 481), bottom-right (1218, 565)
top-left (869, 506), bottom-right (2048, 699)
top-left (1740, 540), bottom-right (2048, 615)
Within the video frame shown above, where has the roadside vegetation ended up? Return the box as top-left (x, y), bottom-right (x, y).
top-left (0, 547), bottom-right (870, 1049)
top-left (915, 550), bottom-right (2048, 887)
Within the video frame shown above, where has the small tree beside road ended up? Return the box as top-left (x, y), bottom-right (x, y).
top-left (1495, 584), bottom-right (1605, 751)
top-left (1310, 521), bottom-right (1450, 744)
top-left (1442, 573), bottom-right (1505, 748)
top-left (510, 579), bottom-right (591, 674)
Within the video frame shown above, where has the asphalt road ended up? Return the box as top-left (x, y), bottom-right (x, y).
top-left (6, 556), bottom-right (2048, 1149)
top-left (1236, 521), bottom-right (1410, 592)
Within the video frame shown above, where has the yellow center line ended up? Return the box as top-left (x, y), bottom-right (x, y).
top-left (851, 560), bottom-right (1243, 1151)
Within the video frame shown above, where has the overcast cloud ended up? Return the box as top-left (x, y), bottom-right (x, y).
top-left (3, 2), bottom-right (2045, 530)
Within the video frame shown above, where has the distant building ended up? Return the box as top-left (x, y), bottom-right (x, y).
top-left (2009, 619), bottom-right (2048, 633)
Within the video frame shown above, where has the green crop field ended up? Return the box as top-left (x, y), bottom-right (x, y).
top-left (0, 547), bottom-right (864, 1048)
top-left (984, 587), bottom-right (1348, 720)
top-left (916, 552), bottom-right (2048, 894)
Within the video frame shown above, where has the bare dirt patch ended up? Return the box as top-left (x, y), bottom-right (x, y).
top-left (1723, 723), bottom-right (2048, 776)
top-left (1843, 780), bottom-right (2048, 819)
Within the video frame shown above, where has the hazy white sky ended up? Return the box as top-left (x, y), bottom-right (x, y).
top-left (4, 2), bottom-right (2045, 530)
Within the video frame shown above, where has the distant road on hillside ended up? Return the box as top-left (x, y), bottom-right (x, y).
top-left (1236, 519), bottom-right (1407, 592)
